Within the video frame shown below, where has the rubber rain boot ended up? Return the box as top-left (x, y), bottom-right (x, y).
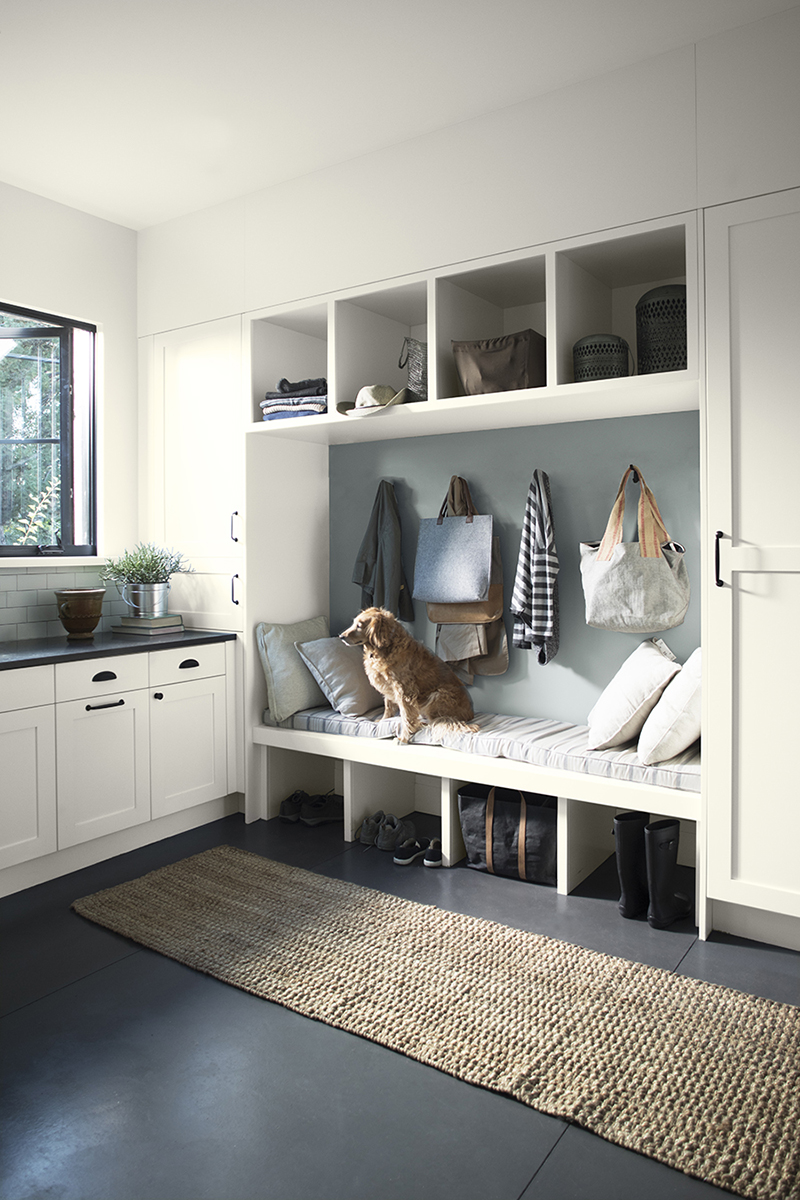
top-left (613, 811), bottom-right (649, 918)
top-left (645, 818), bottom-right (692, 929)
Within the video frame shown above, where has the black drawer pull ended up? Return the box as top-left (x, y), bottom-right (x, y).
top-left (154, 692), bottom-right (164, 700)
top-left (85, 699), bottom-right (125, 712)
top-left (231, 511), bottom-right (239, 543)
top-left (179, 658), bottom-right (199, 670)
top-left (231, 574), bottom-right (240, 605)
top-left (92, 670), bottom-right (117, 682)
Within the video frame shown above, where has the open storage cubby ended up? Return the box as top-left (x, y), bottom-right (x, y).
top-left (333, 279), bottom-right (427, 413)
top-left (433, 253), bottom-right (547, 399)
top-left (248, 301), bottom-right (329, 424)
top-left (554, 220), bottom-right (689, 385)
top-left (243, 212), bottom-right (699, 443)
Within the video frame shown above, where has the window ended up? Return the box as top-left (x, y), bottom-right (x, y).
top-left (0, 302), bottom-right (96, 556)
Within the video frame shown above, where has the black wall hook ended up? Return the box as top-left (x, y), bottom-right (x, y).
top-left (630, 465), bottom-right (640, 483)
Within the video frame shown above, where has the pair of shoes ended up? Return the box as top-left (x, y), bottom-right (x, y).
top-left (393, 836), bottom-right (443, 867)
top-left (358, 810), bottom-right (385, 846)
top-left (299, 791), bottom-right (344, 826)
top-left (613, 812), bottom-right (691, 928)
top-left (279, 790), bottom-right (309, 823)
top-left (375, 813), bottom-right (416, 852)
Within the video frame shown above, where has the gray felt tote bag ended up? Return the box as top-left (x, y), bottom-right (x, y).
top-left (580, 464), bottom-right (689, 633)
top-left (413, 479), bottom-right (493, 604)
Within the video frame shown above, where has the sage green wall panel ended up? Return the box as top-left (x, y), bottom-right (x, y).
top-left (329, 411), bottom-right (700, 727)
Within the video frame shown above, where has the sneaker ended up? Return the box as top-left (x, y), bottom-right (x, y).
top-left (393, 837), bottom-right (430, 866)
top-left (299, 791), bottom-right (344, 826)
top-left (358, 810), bottom-right (385, 846)
top-left (279, 790), bottom-right (309, 823)
top-left (375, 814), bottom-right (416, 853)
top-left (423, 838), bottom-right (443, 868)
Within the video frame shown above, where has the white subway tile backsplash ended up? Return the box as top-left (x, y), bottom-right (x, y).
top-left (0, 565), bottom-right (109, 642)
top-left (17, 622), bottom-right (48, 639)
top-left (0, 607), bottom-right (27, 625)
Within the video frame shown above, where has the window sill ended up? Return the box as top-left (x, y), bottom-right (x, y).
top-left (0, 557), bottom-right (106, 570)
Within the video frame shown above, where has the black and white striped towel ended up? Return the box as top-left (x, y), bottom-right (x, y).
top-left (510, 469), bottom-right (559, 663)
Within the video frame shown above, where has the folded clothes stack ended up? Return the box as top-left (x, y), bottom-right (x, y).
top-left (260, 376), bottom-right (328, 421)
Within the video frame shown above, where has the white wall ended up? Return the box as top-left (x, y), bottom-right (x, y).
top-left (0, 180), bottom-right (139, 559)
top-left (138, 8), bottom-right (800, 336)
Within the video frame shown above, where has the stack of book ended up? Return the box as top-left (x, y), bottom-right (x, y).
top-left (112, 613), bottom-right (184, 636)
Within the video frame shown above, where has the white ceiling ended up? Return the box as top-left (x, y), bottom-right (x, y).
top-left (0, 0), bottom-right (794, 230)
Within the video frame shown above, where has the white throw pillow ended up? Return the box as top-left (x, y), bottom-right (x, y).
top-left (256, 616), bottom-right (329, 722)
top-left (587, 638), bottom-right (681, 750)
top-left (295, 637), bottom-right (383, 717)
top-left (637, 647), bottom-right (701, 765)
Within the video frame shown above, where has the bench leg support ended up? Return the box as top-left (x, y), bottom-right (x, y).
top-left (557, 797), bottom-right (615, 895)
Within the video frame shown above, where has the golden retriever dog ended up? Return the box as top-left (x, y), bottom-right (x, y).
top-left (340, 607), bottom-right (479, 743)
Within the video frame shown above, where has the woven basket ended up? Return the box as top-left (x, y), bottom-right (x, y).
top-left (573, 335), bottom-right (632, 382)
top-left (399, 337), bottom-right (428, 401)
top-left (636, 285), bottom-right (687, 374)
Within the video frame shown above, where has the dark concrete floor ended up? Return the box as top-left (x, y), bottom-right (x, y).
top-left (2, 812), bottom-right (798, 1200)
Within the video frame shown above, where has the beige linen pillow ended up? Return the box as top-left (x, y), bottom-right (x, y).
top-left (637, 647), bottom-right (701, 765)
top-left (587, 638), bottom-right (681, 750)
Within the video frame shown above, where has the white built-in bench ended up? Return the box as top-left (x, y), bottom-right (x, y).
top-left (250, 708), bottom-right (701, 900)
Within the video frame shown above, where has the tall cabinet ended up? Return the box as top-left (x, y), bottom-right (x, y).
top-left (704, 188), bottom-right (800, 929)
top-left (140, 315), bottom-right (245, 631)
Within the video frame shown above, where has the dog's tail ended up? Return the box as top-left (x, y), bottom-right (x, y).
top-left (428, 719), bottom-right (479, 736)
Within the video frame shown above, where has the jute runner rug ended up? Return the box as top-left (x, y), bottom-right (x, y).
top-left (72, 845), bottom-right (800, 1200)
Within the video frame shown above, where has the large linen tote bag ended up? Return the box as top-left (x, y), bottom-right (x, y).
top-left (413, 479), bottom-right (493, 603)
top-left (580, 464), bottom-right (689, 633)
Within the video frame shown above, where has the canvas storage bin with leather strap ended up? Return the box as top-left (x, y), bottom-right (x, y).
top-left (458, 783), bottom-right (557, 886)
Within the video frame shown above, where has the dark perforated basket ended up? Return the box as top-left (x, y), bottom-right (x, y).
top-left (572, 334), bottom-right (632, 382)
top-left (636, 284), bottom-right (687, 374)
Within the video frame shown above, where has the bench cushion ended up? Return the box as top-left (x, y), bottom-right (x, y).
top-left (263, 708), bottom-right (701, 793)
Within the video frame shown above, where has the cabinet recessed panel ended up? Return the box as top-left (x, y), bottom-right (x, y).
top-left (150, 677), bottom-right (227, 819)
top-left (56, 693), bottom-right (150, 848)
top-left (0, 707), bottom-right (57, 867)
top-left (732, 573), bottom-right (800, 898)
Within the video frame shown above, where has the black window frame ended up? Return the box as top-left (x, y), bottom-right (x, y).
top-left (0, 300), bottom-right (97, 557)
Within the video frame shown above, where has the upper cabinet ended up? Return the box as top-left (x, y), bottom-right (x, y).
top-left (244, 213), bottom-right (699, 446)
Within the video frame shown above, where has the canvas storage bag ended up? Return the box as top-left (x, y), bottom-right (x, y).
top-left (413, 480), bottom-right (493, 604)
top-left (458, 784), bottom-right (556, 886)
top-left (580, 464), bottom-right (690, 633)
top-left (451, 328), bottom-right (546, 395)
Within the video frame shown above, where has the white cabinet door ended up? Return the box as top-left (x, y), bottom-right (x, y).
top-left (0, 706), bottom-right (57, 868)
top-left (150, 676), bottom-right (227, 819)
top-left (56, 691), bottom-right (151, 848)
top-left (157, 316), bottom-right (244, 563)
top-left (704, 188), bottom-right (800, 920)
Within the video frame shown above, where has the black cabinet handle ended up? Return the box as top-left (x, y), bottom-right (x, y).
top-left (179, 658), bottom-right (199, 670)
top-left (154, 692), bottom-right (164, 700)
top-left (231, 574), bottom-right (239, 605)
top-left (92, 670), bottom-right (117, 682)
top-left (85, 699), bottom-right (125, 712)
top-left (231, 511), bottom-right (239, 543)
top-left (715, 530), bottom-right (725, 587)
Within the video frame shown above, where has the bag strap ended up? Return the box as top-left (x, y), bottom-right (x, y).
top-left (517, 792), bottom-right (527, 881)
top-left (595, 464), bottom-right (671, 562)
top-left (437, 475), bottom-right (478, 525)
top-left (485, 787), bottom-right (528, 880)
top-left (485, 788), bottom-right (495, 873)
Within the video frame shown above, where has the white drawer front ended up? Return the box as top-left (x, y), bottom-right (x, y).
top-left (149, 642), bottom-right (226, 687)
top-left (0, 664), bottom-right (55, 713)
top-left (56, 654), bottom-right (149, 702)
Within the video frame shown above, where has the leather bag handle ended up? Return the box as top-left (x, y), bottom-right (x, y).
top-left (437, 475), bottom-right (479, 525)
top-left (485, 787), bottom-right (528, 880)
top-left (595, 464), bottom-right (671, 562)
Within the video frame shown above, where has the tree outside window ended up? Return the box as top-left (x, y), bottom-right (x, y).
top-left (0, 303), bottom-right (96, 555)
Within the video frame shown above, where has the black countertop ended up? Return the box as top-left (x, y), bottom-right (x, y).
top-left (0, 629), bottom-right (237, 671)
